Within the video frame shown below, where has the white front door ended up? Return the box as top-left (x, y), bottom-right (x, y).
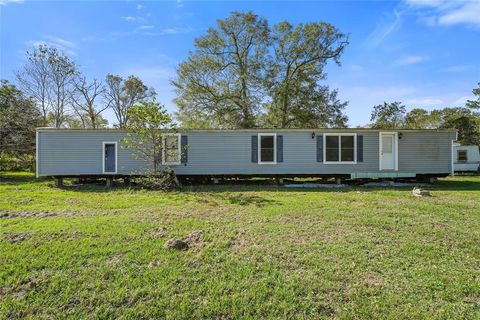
top-left (380, 133), bottom-right (396, 170)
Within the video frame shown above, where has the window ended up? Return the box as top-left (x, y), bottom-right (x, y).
top-left (324, 134), bottom-right (356, 163)
top-left (457, 150), bottom-right (468, 162)
top-left (162, 134), bottom-right (181, 165)
top-left (258, 133), bottom-right (276, 164)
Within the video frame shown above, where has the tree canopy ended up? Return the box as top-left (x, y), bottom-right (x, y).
top-left (370, 101), bottom-right (406, 129)
top-left (0, 80), bottom-right (42, 169)
top-left (122, 99), bottom-right (175, 174)
top-left (173, 11), bottom-right (349, 129)
top-left (369, 100), bottom-right (480, 145)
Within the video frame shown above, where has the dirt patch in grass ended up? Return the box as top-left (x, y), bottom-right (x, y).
top-left (359, 273), bottom-right (385, 287)
top-left (152, 227), bottom-right (167, 238)
top-left (184, 230), bottom-right (203, 245)
top-left (0, 211), bottom-right (57, 218)
top-left (105, 253), bottom-right (125, 265)
top-left (164, 238), bottom-right (189, 250)
top-left (3, 232), bottom-right (30, 243)
top-left (463, 295), bottom-right (480, 307)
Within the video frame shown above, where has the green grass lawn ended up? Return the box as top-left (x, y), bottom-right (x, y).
top-left (1, 172), bottom-right (479, 319)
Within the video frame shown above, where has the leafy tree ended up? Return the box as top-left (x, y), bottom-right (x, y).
top-left (403, 108), bottom-right (442, 129)
top-left (71, 76), bottom-right (108, 128)
top-left (466, 82), bottom-right (480, 109)
top-left (17, 44), bottom-right (77, 127)
top-left (173, 11), bottom-right (271, 128)
top-left (0, 80), bottom-right (42, 170)
top-left (122, 99), bottom-right (175, 174)
top-left (265, 21), bottom-right (348, 128)
top-left (370, 101), bottom-right (406, 129)
top-left (437, 107), bottom-right (480, 145)
top-left (173, 12), bottom-right (349, 129)
top-left (104, 74), bottom-right (155, 128)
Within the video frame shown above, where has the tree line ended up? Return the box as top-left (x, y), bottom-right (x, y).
top-left (369, 96), bottom-right (480, 145)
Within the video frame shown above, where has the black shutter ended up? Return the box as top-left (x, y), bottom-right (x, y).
top-left (357, 135), bottom-right (363, 162)
top-left (316, 134), bottom-right (323, 162)
top-left (251, 135), bottom-right (258, 163)
top-left (277, 135), bottom-right (283, 163)
top-left (181, 135), bottom-right (188, 164)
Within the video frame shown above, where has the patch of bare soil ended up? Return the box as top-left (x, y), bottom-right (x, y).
top-left (3, 232), bottom-right (29, 243)
top-left (148, 260), bottom-right (162, 268)
top-left (230, 238), bottom-right (249, 252)
top-left (359, 273), bottom-right (385, 287)
top-left (164, 230), bottom-right (204, 250)
top-left (0, 211), bottom-right (57, 218)
top-left (164, 238), bottom-right (189, 250)
top-left (184, 230), bottom-right (203, 245)
top-left (463, 295), bottom-right (480, 307)
top-left (105, 253), bottom-right (125, 265)
top-left (153, 227), bottom-right (167, 238)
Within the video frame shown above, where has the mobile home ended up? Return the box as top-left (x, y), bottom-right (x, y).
top-left (453, 144), bottom-right (480, 172)
top-left (36, 128), bottom-right (457, 182)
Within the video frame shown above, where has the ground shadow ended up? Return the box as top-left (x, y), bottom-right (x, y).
top-left (2, 171), bottom-right (479, 194)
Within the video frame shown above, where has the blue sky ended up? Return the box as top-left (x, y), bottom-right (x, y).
top-left (1, 0), bottom-right (479, 127)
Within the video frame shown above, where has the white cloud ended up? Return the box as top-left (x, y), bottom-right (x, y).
top-left (438, 2), bottom-right (480, 26)
top-left (406, 96), bottom-right (444, 106)
top-left (405, 0), bottom-right (480, 27)
top-left (122, 16), bottom-right (137, 21)
top-left (349, 64), bottom-right (364, 71)
top-left (26, 35), bottom-right (77, 56)
top-left (441, 65), bottom-right (472, 73)
top-left (395, 55), bottom-right (429, 65)
top-left (44, 35), bottom-right (76, 48)
top-left (352, 85), bottom-right (417, 99)
top-left (138, 25), bottom-right (155, 30)
top-left (366, 9), bottom-right (405, 47)
top-left (136, 4), bottom-right (144, 10)
top-left (153, 27), bottom-right (192, 35)
top-left (453, 95), bottom-right (475, 105)
top-left (0, 0), bottom-right (23, 5)
top-left (176, 0), bottom-right (184, 8)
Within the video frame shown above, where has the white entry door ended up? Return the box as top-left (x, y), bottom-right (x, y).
top-left (380, 133), bottom-right (396, 170)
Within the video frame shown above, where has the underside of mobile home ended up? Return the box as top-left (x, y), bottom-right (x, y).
top-left (36, 128), bottom-right (457, 182)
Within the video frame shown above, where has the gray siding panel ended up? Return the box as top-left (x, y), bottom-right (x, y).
top-left (37, 130), bottom-right (454, 176)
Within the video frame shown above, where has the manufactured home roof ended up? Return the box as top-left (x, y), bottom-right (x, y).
top-left (36, 127), bottom-right (457, 133)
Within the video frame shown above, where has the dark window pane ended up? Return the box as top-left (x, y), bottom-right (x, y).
top-left (261, 149), bottom-right (274, 162)
top-left (457, 150), bottom-right (467, 162)
top-left (326, 136), bottom-right (339, 148)
top-left (341, 136), bottom-right (354, 161)
top-left (261, 136), bottom-right (274, 148)
top-left (341, 148), bottom-right (354, 161)
top-left (341, 136), bottom-right (354, 148)
top-left (326, 148), bottom-right (339, 161)
top-left (325, 136), bottom-right (339, 161)
top-left (260, 135), bottom-right (275, 162)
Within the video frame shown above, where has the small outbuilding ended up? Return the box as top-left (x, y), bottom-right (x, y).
top-left (453, 144), bottom-right (480, 173)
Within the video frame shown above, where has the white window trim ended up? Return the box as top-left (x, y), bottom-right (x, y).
top-left (378, 132), bottom-right (398, 171)
top-left (162, 133), bottom-right (181, 166)
top-left (102, 141), bottom-right (118, 174)
top-left (323, 133), bottom-right (357, 164)
top-left (258, 133), bottom-right (277, 165)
